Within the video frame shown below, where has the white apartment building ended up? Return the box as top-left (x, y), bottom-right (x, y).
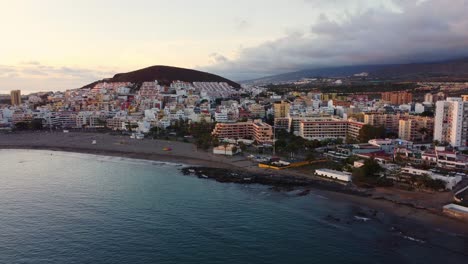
top-left (434, 97), bottom-right (468, 147)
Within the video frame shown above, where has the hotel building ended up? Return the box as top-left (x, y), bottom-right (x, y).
top-left (398, 116), bottom-right (434, 142)
top-left (364, 112), bottom-right (402, 133)
top-left (298, 117), bottom-right (348, 140)
top-left (212, 120), bottom-right (273, 144)
top-left (434, 97), bottom-right (468, 147)
top-left (347, 119), bottom-right (365, 140)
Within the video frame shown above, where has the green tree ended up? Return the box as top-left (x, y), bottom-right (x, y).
top-left (305, 151), bottom-right (315, 162)
top-left (223, 141), bottom-right (229, 155)
top-left (358, 125), bottom-right (386, 143)
top-left (418, 127), bottom-right (429, 142)
top-left (29, 118), bottom-right (44, 130)
top-left (238, 141), bottom-right (247, 151)
top-left (352, 158), bottom-right (385, 185)
top-left (232, 146), bottom-right (238, 154)
top-left (420, 111), bottom-right (434, 117)
top-left (14, 122), bottom-right (29, 131)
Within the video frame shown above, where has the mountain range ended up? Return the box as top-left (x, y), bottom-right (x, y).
top-left (83, 65), bottom-right (241, 89)
top-left (243, 57), bottom-right (468, 84)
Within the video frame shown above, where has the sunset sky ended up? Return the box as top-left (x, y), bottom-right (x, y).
top-left (1, 0), bottom-right (468, 93)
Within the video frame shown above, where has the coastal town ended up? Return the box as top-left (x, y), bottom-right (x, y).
top-left (1, 77), bottom-right (468, 220)
top-left (5, 1), bottom-right (468, 262)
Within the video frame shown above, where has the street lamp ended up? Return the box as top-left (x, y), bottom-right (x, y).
top-left (272, 124), bottom-right (276, 156)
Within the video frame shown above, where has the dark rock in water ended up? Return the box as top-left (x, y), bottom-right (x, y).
top-left (355, 210), bottom-right (369, 218)
top-left (325, 214), bottom-right (341, 222)
top-left (270, 186), bottom-right (295, 192)
top-left (270, 186), bottom-right (283, 192)
top-left (297, 189), bottom-right (311, 196)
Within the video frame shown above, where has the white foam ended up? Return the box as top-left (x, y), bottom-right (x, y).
top-left (403, 235), bottom-right (425, 243)
top-left (2, 149), bottom-right (187, 168)
top-left (354, 216), bottom-right (371, 222)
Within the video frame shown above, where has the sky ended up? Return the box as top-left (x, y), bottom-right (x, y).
top-left (1, 0), bottom-right (468, 93)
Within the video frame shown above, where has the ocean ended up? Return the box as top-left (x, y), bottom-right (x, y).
top-left (0, 149), bottom-right (466, 264)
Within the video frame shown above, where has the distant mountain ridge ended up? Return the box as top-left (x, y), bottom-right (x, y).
top-left (83, 65), bottom-right (241, 89)
top-left (244, 58), bottom-right (468, 84)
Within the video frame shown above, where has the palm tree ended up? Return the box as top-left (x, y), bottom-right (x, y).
top-left (418, 127), bottom-right (429, 142)
top-left (223, 142), bottom-right (229, 155)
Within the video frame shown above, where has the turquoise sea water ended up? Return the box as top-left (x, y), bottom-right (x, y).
top-left (0, 150), bottom-right (467, 264)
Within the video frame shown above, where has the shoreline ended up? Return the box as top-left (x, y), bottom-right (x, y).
top-left (3, 147), bottom-right (468, 236)
top-left (0, 145), bottom-right (233, 169)
top-left (1, 132), bottom-right (467, 235)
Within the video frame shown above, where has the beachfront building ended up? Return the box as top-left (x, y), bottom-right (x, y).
top-left (422, 148), bottom-right (468, 170)
top-left (434, 97), bottom-right (468, 147)
top-left (213, 144), bottom-right (241, 156)
top-left (12, 110), bottom-right (33, 124)
top-left (315, 169), bottom-right (352, 182)
top-left (212, 119), bottom-right (273, 144)
top-left (106, 117), bottom-right (126, 130)
top-left (400, 167), bottom-right (462, 190)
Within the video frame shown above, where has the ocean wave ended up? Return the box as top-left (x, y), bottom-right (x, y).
top-left (403, 235), bottom-right (425, 243)
top-left (354, 216), bottom-right (371, 222)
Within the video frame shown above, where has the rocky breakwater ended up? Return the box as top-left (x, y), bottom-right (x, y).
top-left (181, 166), bottom-right (369, 196)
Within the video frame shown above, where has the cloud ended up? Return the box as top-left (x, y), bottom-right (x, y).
top-left (20, 60), bottom-right (42, 66)
top-left (0, 63), bottom-right (116, 93)
top-left (202, 0), bottom-right (468, 80)
top-left (236, 19), bottom-right (250, 30)
top-left (209, 53), bottom-right (229, 64)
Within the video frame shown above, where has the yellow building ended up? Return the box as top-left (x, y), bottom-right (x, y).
top-left (274, 100), bottom-right (290, 118)
top-left (10, 90), bottom-right (21, 106)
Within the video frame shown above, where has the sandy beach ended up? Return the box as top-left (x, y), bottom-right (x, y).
top-left (0, 131), bottom-right (239, 168)
top-left (1, 131), bottom-right (467, 235)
